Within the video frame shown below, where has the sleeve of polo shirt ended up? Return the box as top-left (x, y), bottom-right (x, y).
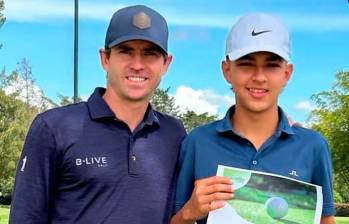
top-left (311, 136), bottom-right (336, 216)
top-left (173, 135), bottom-right (196, 214)
top-left (10, 115), bottom-right (58, 224)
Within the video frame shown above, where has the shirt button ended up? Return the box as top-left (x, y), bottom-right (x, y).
top-left (252, 160), bottom-right (258, 165)
top-left (131, 155), bottom-right (136, 161)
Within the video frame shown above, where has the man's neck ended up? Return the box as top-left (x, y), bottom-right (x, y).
top-left (103, 90), bottom-right (149, 132)
top-left (231, 106), bottom-right (279, 150)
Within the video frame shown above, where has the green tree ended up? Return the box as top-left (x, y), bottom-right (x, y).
top-left (309, 71), bottom-right (349, 202)
top-left (151, 88), bottom-right (217, 132)
top-left (16, 58), bottom-right (35, 108)
top-left (0, 0), bottom-right (6, 49)
top-left (0, 1), bottom-right (5, 26)
top-left (0, 90), bottom-right (37, 195)
top-left (0, 67), bottom-right (7, 86)
top-left (151, 88), bottom-right (180, 117)
top-left (0, 61), bottom-right (44, 196)
top-left (57, 94), bottom-right (82, 106)
top-left (181, 110), bottom-right (217, 132)
top-left (1, 60), bottom-right (54, 112)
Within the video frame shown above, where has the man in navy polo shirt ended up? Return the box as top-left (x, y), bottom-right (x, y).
top-left (10, 5), bottom-right (186, 224)
top-left (171, 13), bottom-right (335, 224)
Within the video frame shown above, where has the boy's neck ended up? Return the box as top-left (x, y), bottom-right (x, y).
top-left (231, 105), bottom-right (279, 150)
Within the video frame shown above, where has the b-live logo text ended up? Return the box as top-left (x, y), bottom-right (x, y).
top-left (75, 157), bottom-right (108, 167)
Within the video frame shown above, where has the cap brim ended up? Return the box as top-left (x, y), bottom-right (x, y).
top-left (107, 34), bottom-right (167, 53)
top-left (227, 45), bottom-right (289, 62)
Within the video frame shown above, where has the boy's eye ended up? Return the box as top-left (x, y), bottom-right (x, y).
top-left (237, 62), bottom-right (253, 66)
top-left (266, 63), bottom-right (281, 68)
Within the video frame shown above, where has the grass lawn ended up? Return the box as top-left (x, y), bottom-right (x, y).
top-left (336, 216), bottom-right (349, 224)
top-left (0, 206), bottom-right (348, 223)
top-left (230, 199), bottom-right (314, 223)
top-left (0, 206), bottom-right (9, 224)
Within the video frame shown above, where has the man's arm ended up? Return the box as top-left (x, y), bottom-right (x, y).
top-left (9, 115), bottom-right (58, 223)
top-left (171, 176), bottom-right (233, 224)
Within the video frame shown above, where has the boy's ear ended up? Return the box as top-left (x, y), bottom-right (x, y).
top-left (285, 63), bottom-right (293, 82)
top-left (222, 60), bottom-right (233, 84)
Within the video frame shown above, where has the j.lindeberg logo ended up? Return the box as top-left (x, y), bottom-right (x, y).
top-left (251, 29), bottom-right (271, 36)
top-left (289, 170), bottom-right (299, 177)
top-left (75, 157), bottom-right (108, 167)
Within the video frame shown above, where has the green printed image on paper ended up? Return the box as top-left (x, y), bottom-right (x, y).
top-left (207, 165), bottom-right (323, 224)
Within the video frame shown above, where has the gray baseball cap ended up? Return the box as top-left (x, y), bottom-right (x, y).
top-left (105, 5), bottom-right (168, 53)
top-left (226, 13), bottom-right (290, 61)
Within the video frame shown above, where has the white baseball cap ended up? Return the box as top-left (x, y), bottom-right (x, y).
top-left (225, 13), bottom-right (290, 61)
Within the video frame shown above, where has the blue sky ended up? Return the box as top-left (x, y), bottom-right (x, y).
top-left (1, 0), bottom-right (349, 123)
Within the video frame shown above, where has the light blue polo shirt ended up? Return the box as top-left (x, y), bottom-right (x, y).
top-left (174, 106), bottom-right (335, 223)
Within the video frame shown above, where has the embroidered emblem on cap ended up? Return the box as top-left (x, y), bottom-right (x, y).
top-left (133, 12), bottom-right (151, 29)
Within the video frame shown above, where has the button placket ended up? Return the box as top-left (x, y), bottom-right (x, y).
top-left (131, 155), bottom-right (136, 161)
top-left (128, 135), bottom-right (138, 175)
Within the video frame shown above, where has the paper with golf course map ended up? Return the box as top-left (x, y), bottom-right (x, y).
top-left (207, 165), bottom-right (323, 224)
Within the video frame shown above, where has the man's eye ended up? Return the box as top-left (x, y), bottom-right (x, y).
top-left (119, 50), bottom-right (131, 54)
top-left (144, 51), bottom-right (158, 56)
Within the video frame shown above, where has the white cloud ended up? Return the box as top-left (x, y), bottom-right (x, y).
top-left (79, 3), bottom-right (128, 21)
top-left (4, 0), bottom-right (72, 22)
top-left (4, 0), bottom-right (126, 22)
top-left (172, 85), bottom-right (234, 116)
top-left (4, 76), bottom-right (55, 109)
top-left (283, 14), bottom-right (349, 32)
top-left (4, 1), bottom-right (349, 31)
top-left (294, 100), bottom-right (316, 112)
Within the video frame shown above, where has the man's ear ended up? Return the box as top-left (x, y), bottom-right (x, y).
top-left (160, 54), bottom-right (173, 76)
top-left (99, 48), bottom-right (109, 71)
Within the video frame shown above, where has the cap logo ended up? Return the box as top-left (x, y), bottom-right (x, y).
top-left (133, 12), bottom-right (151, 29)
top-left (251, 29), bottom-right (271, 36)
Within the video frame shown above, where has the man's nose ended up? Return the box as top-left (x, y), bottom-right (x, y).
top-left (129, 54), bottom-right (145, 70)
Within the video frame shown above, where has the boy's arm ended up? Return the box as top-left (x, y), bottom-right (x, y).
top-left (171, 176), bottom-right (233, 224)
top-left (320, 216), bottom-right (335, 224)
top-left (312, 136), bottom-right (336, 217)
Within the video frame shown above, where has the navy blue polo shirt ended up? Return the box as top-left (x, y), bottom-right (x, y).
top-left (10, 87), bottom-right (186, 224)
top-left (174, 106), bottom-right (335, 223)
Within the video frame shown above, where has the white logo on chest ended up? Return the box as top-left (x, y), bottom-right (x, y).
top-left (289, 170), bottom-right (299, 177)
top-left (75, 157), bottom-right (108, 167)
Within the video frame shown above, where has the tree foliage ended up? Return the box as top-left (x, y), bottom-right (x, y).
top-left (0, 90), bottom-right (36, 195)
top-left (1, 60), bottom-right (54, 112)
top-left (309, 71), bottom-right (349, 202)
top-left (0, 1), bottom-right (5, 26)
top-left (57, 94), bottom-right (82, 106)
top-left (151, 88), bottom-right (217, 132)
top-left (0, 0), bottom-right (6, 49)
top-left (151, 88), bottom-right (180, 117)
top-left (16, 58), bottom-right (35, 108)
top-left (0, 61), bottom-right (40, 196)
top-left (180, 110), bottom-right (217, 132)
